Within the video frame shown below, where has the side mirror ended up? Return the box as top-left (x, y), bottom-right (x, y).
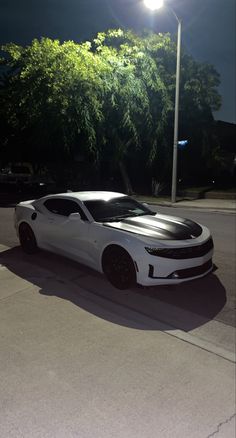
top-left (142, 202), bottom-right (149, 208)
top-left (69, 212), bottom-right (81, 221)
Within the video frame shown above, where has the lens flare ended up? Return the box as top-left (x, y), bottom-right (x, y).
top-left (144, 0), bottom-right (164, 11)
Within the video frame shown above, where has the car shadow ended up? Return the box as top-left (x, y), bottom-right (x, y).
top-left (135, 268), bottom-right (224, 320)
top-left (0, 246), bottom-right (227, 332)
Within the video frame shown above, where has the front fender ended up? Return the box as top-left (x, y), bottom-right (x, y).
top-left (99, 236), bottom-right (141, 272)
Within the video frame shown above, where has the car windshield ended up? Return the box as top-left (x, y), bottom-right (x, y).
top-left (84, 196), bottom-right (155, 222)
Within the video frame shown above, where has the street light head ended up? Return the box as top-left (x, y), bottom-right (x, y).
top-left (144, 0), bottom-right (164, 11)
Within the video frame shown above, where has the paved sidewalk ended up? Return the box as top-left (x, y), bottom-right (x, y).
top-left (135, 196), bottom-right (236, 213)
top-left (0, 243), bottom-right (235, 438)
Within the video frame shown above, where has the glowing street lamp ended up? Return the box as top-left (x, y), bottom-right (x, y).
top-left (143, 0), bottom-right (164, 10)
top-left (144, 0), bottom-right (182, 203)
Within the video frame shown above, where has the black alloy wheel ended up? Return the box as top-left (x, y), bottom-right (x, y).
top-left (19, 223), bottom-right (38, 254)
top-left (102, 246), bottom-right (136, 290)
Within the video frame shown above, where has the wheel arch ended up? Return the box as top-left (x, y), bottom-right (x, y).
top-left (101, 243), bottom-right (137, 273)
top-left (101, 243), bottom-right (138, 289)
top-left (18, 221), bottom-right (39, 254)
top-left (17, 218), bottom-right (32, 233)
top-left (18, 220), bottom-right (39, 245)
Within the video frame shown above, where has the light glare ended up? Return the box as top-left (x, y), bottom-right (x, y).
top-left (144, 0), bottom-right (164, 11)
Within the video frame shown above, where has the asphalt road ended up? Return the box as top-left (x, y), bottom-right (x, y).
top-left (0, 205), bottom-right (235, 327)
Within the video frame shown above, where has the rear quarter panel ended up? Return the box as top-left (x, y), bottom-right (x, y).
top-left (14, 203), bottom-right (35, 237)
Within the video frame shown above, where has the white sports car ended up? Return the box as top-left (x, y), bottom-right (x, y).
top-left (14, 191), bottom-right (214, 289)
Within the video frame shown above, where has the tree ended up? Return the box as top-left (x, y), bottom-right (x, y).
top-left (98, 30), bottom-right (221, 191)
top-left (92, 29), bottom-right (173, 192)
top-left (1, 33), bottom-right (171, 192)
top-left (0, 38), bottom-right (106, 173)
top-left (0, 30), bottom-right (222, 192)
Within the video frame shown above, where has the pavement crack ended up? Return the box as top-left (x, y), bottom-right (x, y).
top-left (0, 285), bottom-right (33, 302)
top-left (206, 413), bottom-right (236, 437)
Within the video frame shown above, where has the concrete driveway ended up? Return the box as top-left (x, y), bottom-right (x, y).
top-left (0, 243), bottom-right (235, 438)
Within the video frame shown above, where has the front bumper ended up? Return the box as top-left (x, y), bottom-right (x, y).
top-left (148, 258), bottom-right (213, 281)
top-left (134, 237), bottom-right (214, 286)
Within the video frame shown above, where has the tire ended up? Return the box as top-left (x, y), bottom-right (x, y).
top-left (19, 223), bottom-right (38, 254)
top-left (102, 246), bottom-right (136, 290)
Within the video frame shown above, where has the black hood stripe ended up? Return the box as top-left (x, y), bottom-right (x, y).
top-left (121, 218), bottom-right (175, 238)
top-left (104, 215), bottom-right (202, 240)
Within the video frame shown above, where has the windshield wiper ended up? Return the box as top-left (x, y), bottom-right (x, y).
top-left (102, 214), bottom-right (132, 222)
top-left (128, 211), bottom-right (156, 218)
top-left (102, 212), bottom-right (156, 222)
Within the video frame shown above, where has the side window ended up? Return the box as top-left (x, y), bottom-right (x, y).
top-left (44, 199), bottom-right (61, 215)
top-left (44, 199), bottom-right (88, 220)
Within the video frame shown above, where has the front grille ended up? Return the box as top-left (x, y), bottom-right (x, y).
top-left (147, 237), bottom-right (214, 259)
top-left (167, 259), bottom-right (213, 279)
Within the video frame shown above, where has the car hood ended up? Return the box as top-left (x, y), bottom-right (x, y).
top-left (103, 214), bottom-right (203, 240)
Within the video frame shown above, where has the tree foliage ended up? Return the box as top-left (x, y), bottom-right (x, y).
top-left (0, 29), bottom-right (222, 191)
top-left (0, 38), bottom-right (107, 163)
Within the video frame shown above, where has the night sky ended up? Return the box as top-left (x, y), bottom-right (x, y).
top-left (0, 0), bottom-right (235, 123)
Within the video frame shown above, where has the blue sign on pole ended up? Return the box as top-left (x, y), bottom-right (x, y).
top-left (178, 140), bottom-right (189, 149)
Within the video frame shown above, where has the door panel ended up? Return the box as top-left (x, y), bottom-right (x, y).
top-left (33, 198), bottom-right (95, 265)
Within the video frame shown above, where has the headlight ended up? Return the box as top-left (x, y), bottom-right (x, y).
top-left (145, 238), bottom-right (213, 259)
top-left (145, 247), bottom-right (166, 256)
top-left (145, 247), bottom-right (178, 258)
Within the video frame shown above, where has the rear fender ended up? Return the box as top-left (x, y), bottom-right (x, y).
top-left (15, 204), bottom-right (36, 233)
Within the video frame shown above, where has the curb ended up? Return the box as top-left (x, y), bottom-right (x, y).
top-left (148, 201), bottom-right (236, 213)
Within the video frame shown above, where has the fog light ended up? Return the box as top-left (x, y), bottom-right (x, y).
top-left (171, 272), bottom-right (179, 279)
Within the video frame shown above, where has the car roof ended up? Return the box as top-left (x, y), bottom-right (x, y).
top-left (37, 191), bottom-right (127, 203)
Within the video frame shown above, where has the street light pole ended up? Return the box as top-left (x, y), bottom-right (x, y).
top-left (143, 0), bottom-right (182, 203)
top-left (171, 15), bottom-right (181, 203)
